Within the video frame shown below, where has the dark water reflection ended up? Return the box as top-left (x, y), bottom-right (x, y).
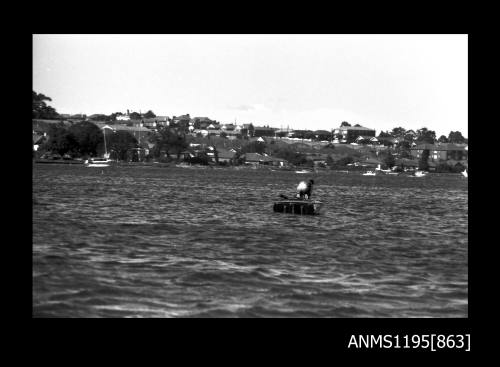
top-left (33, 165), bottom-right (468, 317)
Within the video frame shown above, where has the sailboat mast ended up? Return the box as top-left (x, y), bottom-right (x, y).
top-left (103, 127), bottom-right (107, 157)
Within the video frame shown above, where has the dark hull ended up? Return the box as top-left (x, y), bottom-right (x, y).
top-left (273, 200), bottom-right (322, 215)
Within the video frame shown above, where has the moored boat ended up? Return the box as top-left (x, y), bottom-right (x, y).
top-left (273, 199), bottom-right (322, 215)
top-left (413, 170), bottom-right (428, 177)
top-left (85, 158), bottom-right (112, 167)
top-left (85, 125), bottom-right (113, 167)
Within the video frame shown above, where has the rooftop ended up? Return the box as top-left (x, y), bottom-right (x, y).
top-left (94, 122), bottom-right (151, 132)
top-left (340, 125), bottom-right (375, 131)
top-left (411, 143), bottom-right (467, 151)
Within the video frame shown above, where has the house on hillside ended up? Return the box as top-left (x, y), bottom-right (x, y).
top-left (222, 130), bottom-right (241, 140)
top-left (142, 116), bottom-right (168, 128)
top-left (221, 123), bottom-right (236, 131)
top-left (191, 117), bottom-right (216, 129)
top-left (207, 124), bottom-right (222, 136)
top-left (333, 125), bottom-right (376, 143)
top-left (377, 137), bottom-right (400, 147)
top-left (253, 126), bottom-right (277, 137)
top-left (192, 129), bottom-right (209, 137)
top-left (355, 135), bottom-right (379, 145)
top-left (239, 124), bottom-right (252, 137)
top-left (93, 122), bottom-right (152, 141)
top-left (248, 136), bottom-right (268, 144)
top-left (216, 148), bottom-right (237, 164)
top-left (116, 110), bottom-right (131, 121)
top-left (410, 143), bottom-right (468, 162)
top-left (395, 158), bottom-right (419, 170)
top-left (242, 152), bottom-right (288, 167)
top-left (171, 114), bottom-right (191, 129)
top-left (313, 130), bottom-right (332, 141)
top-left (364, 157), bottom-right (383, 168)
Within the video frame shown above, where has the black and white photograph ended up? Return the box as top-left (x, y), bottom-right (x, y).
top-left (32, 34), bottom-right (468, 319)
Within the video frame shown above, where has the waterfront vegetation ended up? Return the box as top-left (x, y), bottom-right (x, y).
top-left (33, 91), bottom-right (468, 173)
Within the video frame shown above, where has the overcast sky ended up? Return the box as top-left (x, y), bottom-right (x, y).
top-left (33, 34), bottom-right (467, 137)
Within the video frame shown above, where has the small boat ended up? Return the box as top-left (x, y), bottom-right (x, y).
top-left (86, 126), bottom-right (113, 167)
top-left (413, 170), bottom-right (428, 177)
top-left (362, 171), bottom-right (377, 176)
top-left (85, 158), bottom-right (112, 167)
top-left (375, 164), bottom-right (392, 173)
top-left (273, 199), bottom-right (322, 215)
top-left (295, 170), bottom-right (311, 174)
top-left (461, 169), bottom-right (468, 178)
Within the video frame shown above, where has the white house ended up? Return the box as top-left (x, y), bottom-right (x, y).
top-left (116, 114), bottom-right (130, 121)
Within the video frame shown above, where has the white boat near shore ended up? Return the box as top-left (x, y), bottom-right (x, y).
top-left (362, 171), bottom-right (377, 176)
top-left (85, 125), bottom-right (113, 168)
top-left (413, 170), bottom-right (428, 177)
top-left (375, 164), bottom-right (392, 173)
top-left (461, 169), bottom-right (468, 178)
top-left (85, 158), bottom-right (112, 167)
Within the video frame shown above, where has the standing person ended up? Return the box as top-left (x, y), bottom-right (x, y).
top-left (296, 179), bottom-right (314, 200)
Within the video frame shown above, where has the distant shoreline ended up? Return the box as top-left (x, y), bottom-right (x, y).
top-left (33, 160), bottom-right (467, 177)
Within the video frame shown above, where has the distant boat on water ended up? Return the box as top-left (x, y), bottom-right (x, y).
top-left (375, 164), bottom-right (392, 173)
top-left (295, 170), bottom-right (311, 174)
top-left (85, 157), bottom-right (112, 167)
top-left (362, 171), bottom-right (377, 176)
top-left (86, 125), bottom-right (113, 168)
top-left (273, 199), bottom-right (323, 215)
top-left (461, 169), bottom-right (468, 178)
top-left (413, 170), bottom-right (428, 177)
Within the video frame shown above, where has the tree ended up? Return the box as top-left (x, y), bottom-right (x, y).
top-left (273, 146), bottom-right (308, 166)
top-left (378, 130), bottom-right (392, 138)
top-left (33, 91), bottom-right (60, 119)
top-left (129, 112), bottom-right (142, 120)
top-left (336, 156), bottom-right (354, 166)
top-left (448, 131), bottom-right (466, 144)
top-left (438, 135), bottom-right (449, 143)
top-left (341, 121), bottom-right (351, 127)
top-left (150, 126), bottom-right (188, 159)
top-left (418, 149), bottom-right (430, 170)
top-left (384, 153), bottom-right (396, 168)
top-left (109, 112), bottom-right (123, 121)
top-left (89, 114), bottom-right (111, 122)
top-left (404, 130), bottom-right (416, 143)
top-left (43, 124), bottom-right (78, 156)
top-left (144, 110), bottom-right (156, 118)
top-left (391, 127), bottom-right (406, 139)
top-left (107, 131), bottom-right (138, 161)
top-left (241, 141), bottom-right (266, 154)
top-left (416, 127), bottom-right (436, 144)
top-left (68, 121), bottom-right (103, 156)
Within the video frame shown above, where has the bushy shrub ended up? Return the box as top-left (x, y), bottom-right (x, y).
top-left (336, 156), bottom-right (355, 166)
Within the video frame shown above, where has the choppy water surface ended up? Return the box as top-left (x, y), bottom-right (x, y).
top-left (33, 164), bottom-right (468, 317)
